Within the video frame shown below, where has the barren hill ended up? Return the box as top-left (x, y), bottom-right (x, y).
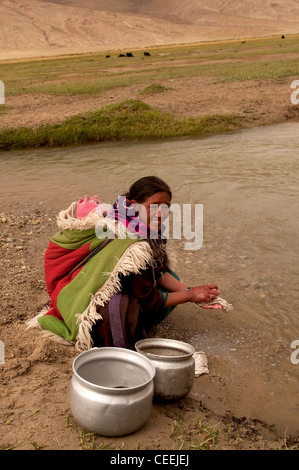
top-left (0, 0), bottom-right (298, 60)
top-left (47, 0), bottom-right (299, 24)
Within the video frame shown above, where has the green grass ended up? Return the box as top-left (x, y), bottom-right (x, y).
top-left (0, 35), bottom-right (298, 150)
top-left (1, 409), bottom-right (298, 450)
top-left (140, 84), bottom-right (171, 94)
top-left (0, 99), bottom-right (252, 151)
top-left (0, 105), bottom-right (10, 115)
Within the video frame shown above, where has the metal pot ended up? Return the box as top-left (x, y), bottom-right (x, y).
top-left (70, 347), bottom-right (156, 436)
top-left (135, 338), bottom-right (195, 400)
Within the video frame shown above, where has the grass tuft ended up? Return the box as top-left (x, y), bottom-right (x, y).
top-left (140, 84), bottom-right (171, 94)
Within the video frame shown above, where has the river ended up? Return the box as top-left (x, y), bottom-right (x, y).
top-left (0, 121), bottom-right (298, 434)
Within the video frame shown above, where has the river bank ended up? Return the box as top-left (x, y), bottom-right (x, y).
top-left (0, 36), bottom-right (299, 150)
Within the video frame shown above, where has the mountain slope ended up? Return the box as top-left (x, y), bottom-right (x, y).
top-left (44, 0), bottom-right (299, 23)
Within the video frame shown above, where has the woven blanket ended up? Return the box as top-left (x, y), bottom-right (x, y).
top-left (27, 201), bottom-right (154, 352)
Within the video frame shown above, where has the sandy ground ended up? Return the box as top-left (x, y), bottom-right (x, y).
top-left (1, 204), bottom-right (299, 451)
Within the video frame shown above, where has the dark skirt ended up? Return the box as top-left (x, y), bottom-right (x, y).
top-left (92, 270), bottom-right (178, 349)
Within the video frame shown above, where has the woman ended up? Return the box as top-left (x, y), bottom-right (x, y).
top-left (29, 176), bottom-right (229, 352)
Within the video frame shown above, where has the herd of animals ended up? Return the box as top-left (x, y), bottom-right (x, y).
top-left (105, 35), bottom-right (287, 59)
top-left (105, 51), bottom-right (151, 58)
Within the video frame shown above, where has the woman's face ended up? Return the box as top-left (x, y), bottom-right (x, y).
top-left (132, 191), bottom-right (171, 234)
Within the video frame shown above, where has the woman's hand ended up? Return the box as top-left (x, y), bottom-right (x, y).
top-left (191, 284), bottom-right (219, 304)
top-left (163, 283), bottom-right (221, 309)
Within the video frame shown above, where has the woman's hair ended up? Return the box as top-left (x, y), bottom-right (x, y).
top-left (125, 176), bottom-right (172, 269)
top-left (125, 176), bottom-right (172, 203)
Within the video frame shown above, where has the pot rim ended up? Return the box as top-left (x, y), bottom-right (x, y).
top-left (135, 337), bottom-right (195, 361)
top-left (72, 347), bottom-right (156, 392)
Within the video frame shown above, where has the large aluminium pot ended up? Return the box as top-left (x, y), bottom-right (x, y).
top-left (135, 338), bottom-right (195, 400)
top-left (70, 347), bottom-right (156, 436)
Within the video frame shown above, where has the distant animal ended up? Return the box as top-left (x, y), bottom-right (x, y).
top-left (281, 35), bottom-right (285, 39)
top-left (118, 54), bottom-right (125, 57)
top-left (106, 55), bottom-right (110, 58)
top-left (144, 52), bottom-right (151, 56)
top-left (126, 52), bottom-right (134, 57)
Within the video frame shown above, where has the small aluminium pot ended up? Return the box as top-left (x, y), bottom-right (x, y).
top-left (135, 338), bottom-right (195, 400)
top-left (70, 347), bottom-right (156, 436)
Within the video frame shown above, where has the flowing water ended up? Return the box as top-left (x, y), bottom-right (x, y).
top-left (0, 122), bottom-right (298, 433)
